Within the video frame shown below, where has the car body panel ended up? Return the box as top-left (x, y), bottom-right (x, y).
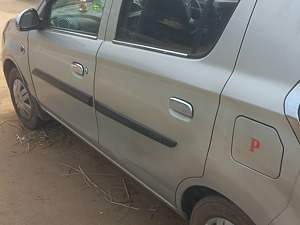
top-left (27, 0), bottom-right (112, 144)
top-left (270, 171), bottom-right (300, 225)
top-left (29, 30), bottom-right (101, 144)
top-left (94, 0), bottom-right (257, 206)
top-left (2, 19), bottom-right (35, 96)
top-left (177, 0), bottom-right (300, 224)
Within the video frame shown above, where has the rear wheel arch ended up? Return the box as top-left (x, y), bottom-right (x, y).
top-left (190, 195), bottom-right (256, 225)
top-left (181, 185), bottom-right (255, 224)
top-left (181, 185), bottom-right (221, 219)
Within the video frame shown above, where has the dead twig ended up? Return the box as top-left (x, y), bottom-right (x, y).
top-left (78, 166), bottom-right (92, 188)
top-left (60, 163), bottom-right (139, 211)
top-left (0, 121), bottom-right (23, 131)
top-left (122, 177), bottom-right (131, 208)
top-left (61, 172), bottom-right (119, 176)
top-left (104, 198), bottom-right (139, 211)
top-left (60, 163), bottom-right (82, 173)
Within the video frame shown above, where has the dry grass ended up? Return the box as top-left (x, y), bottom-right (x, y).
top-left (0, 120), bottom-right (73, 153)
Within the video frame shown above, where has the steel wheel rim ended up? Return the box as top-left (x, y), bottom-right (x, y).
top-left (205, 218), bottom-right (235, 225)
top-left (13, 79), bottom-right (32, 120)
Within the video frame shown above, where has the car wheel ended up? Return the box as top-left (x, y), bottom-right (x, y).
top-left (8, 67), bottom-right (44, 130)
top-left (190, 196), bottom-right (255, 225)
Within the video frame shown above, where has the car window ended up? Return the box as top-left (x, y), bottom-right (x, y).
top-left (48, 0), bottom-right (106, 36)
top-left (116, 0), bottom-right (240, 57)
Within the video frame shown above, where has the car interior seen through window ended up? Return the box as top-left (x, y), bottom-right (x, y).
top-left (48, 0), bottom-right (106, 36)
top-left (116, 0), bottom-right (240, 57)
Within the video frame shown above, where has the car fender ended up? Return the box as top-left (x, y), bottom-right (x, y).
top-left (2, 18), bottom-right (37, 98)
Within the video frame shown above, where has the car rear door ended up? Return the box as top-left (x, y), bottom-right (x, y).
top-left (28, 0), bottom-right (112, 145)
top-left (95, 0), bottom-right (257, 205)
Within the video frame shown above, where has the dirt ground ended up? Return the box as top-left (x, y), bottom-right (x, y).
top-left (0, 1), bottom-right (188, 225)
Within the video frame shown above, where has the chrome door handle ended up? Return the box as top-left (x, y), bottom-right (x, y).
top-left (169, 97), bottom-right (193, 118)
top-left (71, 62), bottom-right (84, 76)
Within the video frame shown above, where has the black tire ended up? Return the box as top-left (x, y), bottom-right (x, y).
top-left (8, 67), bottom-right (44, 130)
top-left (190, 196), bottom-right (255, 225)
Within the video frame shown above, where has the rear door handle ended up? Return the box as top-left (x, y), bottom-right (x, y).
top-left (169, 97), bottom-right (193, 122)
top-left (71, 62), bottom-right (84, 77)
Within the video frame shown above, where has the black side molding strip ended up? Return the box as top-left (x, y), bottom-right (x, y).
top-left (95, 101), bottom-right (177, 148)
top-left (32, 69), bottom-right (93, 106)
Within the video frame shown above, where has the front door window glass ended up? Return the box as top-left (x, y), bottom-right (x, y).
top-left (48, 0), bottom-right (106, 36)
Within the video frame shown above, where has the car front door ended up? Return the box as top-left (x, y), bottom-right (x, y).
top-left (95, 0), bottom-right (257, 205)
top-left (28, 0), bottom-right (111, 145)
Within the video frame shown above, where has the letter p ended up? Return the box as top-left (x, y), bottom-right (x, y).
top-left (250, 138), bottom-right (260, 152)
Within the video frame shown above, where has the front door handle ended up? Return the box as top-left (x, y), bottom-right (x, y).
top-left (71, 62), bottom-right (84, 77)
top-left (169, 97), bottom-right (193, 122)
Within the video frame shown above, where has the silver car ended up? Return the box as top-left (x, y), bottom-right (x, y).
top-left (2, 0), bottom-right (300, 224)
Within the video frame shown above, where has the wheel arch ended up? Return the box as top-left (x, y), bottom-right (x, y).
top-left (180, 185), bottom-right (225, 219)
top-left (3, 57), bottom-right (19, 83)
top-left (3, 57), bottom-right (50, 121)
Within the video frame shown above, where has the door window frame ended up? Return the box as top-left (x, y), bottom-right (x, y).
top-left (111, 0), bottom-right (241, 58)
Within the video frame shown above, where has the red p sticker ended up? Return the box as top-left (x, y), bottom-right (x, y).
top-left (250, 138), bottom-right (260, 152)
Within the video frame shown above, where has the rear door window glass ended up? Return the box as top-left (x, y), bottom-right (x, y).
top-left (116, 0), bottom-right (240, 57)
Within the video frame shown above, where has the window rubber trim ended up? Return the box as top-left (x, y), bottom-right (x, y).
top-left (112, 40), bottom-right (188, 57)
